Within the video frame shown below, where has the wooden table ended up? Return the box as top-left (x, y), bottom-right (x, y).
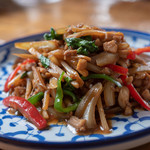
top-left (0, 0), bottom-right (150, 149)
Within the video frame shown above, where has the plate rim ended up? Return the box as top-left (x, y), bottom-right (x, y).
top-left (0, 28), bottom-right (150, 149)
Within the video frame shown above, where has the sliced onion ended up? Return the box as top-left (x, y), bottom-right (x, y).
top-left (13, 53), bottom-right (38, 60)
top-left (104, 81), bottom-right (115, 107)
top-left (75, 82), bottom-right (102, 118)
top-left (82, 83), bottom-right (103, 129)
top-left (95, 52), bottom-right (118, 67)
top-left (15, 40), bottom-right (58, 51)
top-left (97, 97), bottom-right (109, 132)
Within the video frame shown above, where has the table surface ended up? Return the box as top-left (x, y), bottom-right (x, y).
top-left (0, 0), bottom-right (150, 149)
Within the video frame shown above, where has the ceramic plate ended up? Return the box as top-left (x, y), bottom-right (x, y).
top-left (0, 29), bottom-right (150, 150)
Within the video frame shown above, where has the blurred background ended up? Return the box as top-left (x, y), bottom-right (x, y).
top-left (0, 0), bottom-right (150, 149)
top-left (0, 0), bottom-right (150, 44)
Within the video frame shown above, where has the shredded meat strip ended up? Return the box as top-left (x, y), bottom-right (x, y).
top-left (68, 116), bottom-right (86, 132)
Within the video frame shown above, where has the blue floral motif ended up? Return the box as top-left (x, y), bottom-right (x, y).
top-left (0, 30), bottom-right (150, 143)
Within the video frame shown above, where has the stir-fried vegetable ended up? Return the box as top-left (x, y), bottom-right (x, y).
top-left (81, 74), bottom-right (122, 88)
top-left (28, 92), bottom-right (44, 105)
top-left (63, 89), bottom-right (79, 102)
top-left (63, 77), bottom-right (75, 91)
top-left (3, 96), bottom-right (47, 129)
top-left (121, 75), bottom-right (150, 111)
top-left (40, 55), bottom-right (50, 68)
top-left (127, 46), bottom-right (150, 60)
top-left (44, 28), bottom-right (63, 40)
top-left (106, 64), bottom-right (128, 75)
top-left (4, 59), bottom-right (36, 92)
top-left (3, 24), bottom-right (150, 133)
top-left (20, 71), bottom-right (28, 79)
top-left (54, 72), bottom-right (78, 113)
top-left (65, 38), bottom-right (98, 56)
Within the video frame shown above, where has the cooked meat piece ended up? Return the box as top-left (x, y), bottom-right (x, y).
top-left (143, 74), bottom-right (150, 89)
top-left (118, 42), bottom-right (129, 50)
top-left (11, 86), bottom-right (26, 97)
top-left (77, 59), bottom-right (87, 70)
top-left (134, 55), bottom-right (147, 65)
top-left (95, 38), bottom-right (102, 47)
top-left (21, 62), bottom-right (36, 71)
top-left (135, 72), bottom-right (146, 79)
top-left (118, 86), bottom-right (132, 115)
top-left (124, 106), bottom-right (133, 116)
top-left (125, 76), bottom-right (133, 85)
top-left (142, 89), bottom-right (150, 101)
top-left (64, 50), bottom-right (77, 60)
top-left (113, 35), bottom-right (123, 43)
top-left (103, 40), bottom-right (117, 53)
top-left (117, 58), bottom-right (130, 68)
top-left (68, 116), bottom-right (86, 132)
top-left (133, 79), bottom-right (142, 87)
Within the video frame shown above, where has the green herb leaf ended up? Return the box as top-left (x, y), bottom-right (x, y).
top-left (65, 37), bottom-right (98, 56)
top-left (81, 36), bottom-right (92, 41)
top-left (40, 55), bottom-right (50, 68)
top-left (44, 28), bottom-right (63, 40)
top-left (20, 71), bottom-right (28, 79)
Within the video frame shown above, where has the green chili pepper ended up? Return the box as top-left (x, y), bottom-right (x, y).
top-left (28, 92), bottom-right (44, 105)
top-left (81, 74), bottom-right (122, 88)
top-left (40, 55), bottom-right (50, 68)
top-left (63, 77), bottom-right (75, 91)
top-left (20, 71), bottom-right (28, 79)
top-left (63, 89), bottom-right (78, 102)
top-left (54, 72), bottom-right (78, 113)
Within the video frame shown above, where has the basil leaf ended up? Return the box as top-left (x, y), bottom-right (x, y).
top-left (44, 28), bottom-right (63, 40)
top-left (20, 71), bottom-right (28, 79)
top-left (40, 55), bottom-right (50, 68)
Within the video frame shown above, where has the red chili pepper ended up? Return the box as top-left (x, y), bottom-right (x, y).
top-left (121, 75), bottom-right (150, 111)
top-left (127, 50), bottom-right (136, 60)
top-left (106, 64), bottom-right (128, 75)
top-left (135, 46), bottom-right (150, 55)
top-left (3, 96), bottom-right (47, 129)
top-left (4, 59), bottom-right (36, 92)
top-left (127, 46), bottom-right (150, 60)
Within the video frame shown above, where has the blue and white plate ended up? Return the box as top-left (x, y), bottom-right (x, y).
top-left (0, 29), bottom-right (150, 150)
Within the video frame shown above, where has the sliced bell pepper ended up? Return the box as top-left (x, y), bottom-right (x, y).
top-left (28, 92), bottom-right (44, 105)
top-left (105, 64), bottom-right (128, 75)
top-left (63, 89), bottom-right (78, 102)
top-left (127, 46), bottom-right (150, 60)
top-left (54, 72), bottom-right (78, 113)
top-left (4, 59), bottom-right (36, 92)
top-left (3, 96), bottom-right (47, 129)
top-left (81, 74), bottom-right (122, 88)
top-left (134, 46), bottom-right (150, 55)
top-left (127, 50), bottom-right (136, 60)
top-left (121, 75), bottom-right (150, 111)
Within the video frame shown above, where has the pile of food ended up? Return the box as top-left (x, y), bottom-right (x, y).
top-left (3, 24), bottom-right (150, 133)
